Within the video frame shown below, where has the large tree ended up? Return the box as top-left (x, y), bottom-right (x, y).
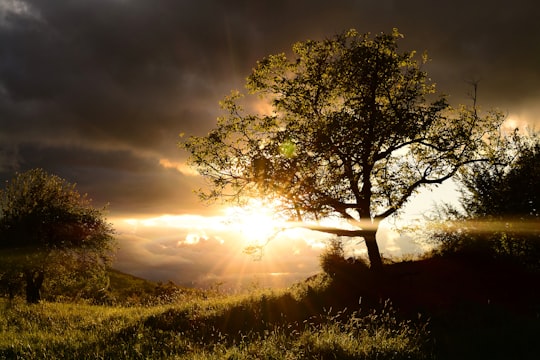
top-left (0, 169), bottom-right (115, 303)
top-left (181, 29), bottom-right (503, 270)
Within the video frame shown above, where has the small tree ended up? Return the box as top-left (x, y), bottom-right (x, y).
top-left (429, 132), bottom-right (540, 268)
top-left (0, 169), bottom-right (116, 303)
top-left (181, 29), bottom-right (503, 271)
top-left (459, 132), bottom-right (539, 221)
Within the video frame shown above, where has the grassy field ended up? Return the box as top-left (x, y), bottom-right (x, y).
top-left (1, 254), bottom-right (539, 359)
top-left (0, 279), bottom-right (431, 359)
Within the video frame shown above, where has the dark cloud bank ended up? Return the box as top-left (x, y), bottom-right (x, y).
top-left (1, 0), bottom-right (539, 286)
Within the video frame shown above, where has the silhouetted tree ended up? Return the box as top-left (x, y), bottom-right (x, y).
top-left (0, 169), bottom-right (116, 303)
top-left (460, 132), bottom-right (539, 220)
top-left (181, 29), bottom-right (504, 271)
top-left (430, 132), bottom-right (540, 267)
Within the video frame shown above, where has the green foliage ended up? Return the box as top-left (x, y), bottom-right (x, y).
top-left (181, 29), bottom-right (504, 269)
top-left (0, 169), bottom-right (116, 303)
top-left (107, 274), bottom-right (205, 307)
top-left (457, 130), bottom-right (539, 219)
top-left (427, 132), bottom-right (540, 269)
top-left (0, 300), bottom-right (164, 359)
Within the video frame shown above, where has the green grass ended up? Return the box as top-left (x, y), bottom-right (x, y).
top-left (3, 251), bottom-right (539, 359)
top-left (0, 301), bottom-right (160, 359)
top-left (0, 284), bottom-right (432, 360)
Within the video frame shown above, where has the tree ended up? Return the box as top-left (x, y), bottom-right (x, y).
top-left (0, 169), bottom-right (116, 303)
top-left (460, 131), bottom-right (539, 220)
top-left (181, 29), bottom-right (503, 271)
top-left (429, 132), bottom-right (540, 268)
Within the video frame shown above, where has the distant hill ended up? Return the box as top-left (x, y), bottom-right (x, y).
top-left (108, 268), bottom-right (157, 294)
top-left (106, 268), bottom-right (204, 305)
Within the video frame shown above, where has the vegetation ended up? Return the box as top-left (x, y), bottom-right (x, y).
top-left (2, 256), bottom-right (539, 359)
top-left (0, 169), bottom-right (116, 303)
top-left (181, 29), bottom-right (505, 270)
top-left (0, 276), bottom-right (433, 360)
top-left (427, 131), bottom-right (540, 269)
top-left (0, 28), bottom-right (537, 359)
top-left (2, 141), bottom-right (535, 358)
top-left (104, 270), bottom-right (208, 306)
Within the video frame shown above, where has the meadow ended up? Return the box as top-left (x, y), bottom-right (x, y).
top-left (2, 246), bottom-right (540, 360)
top-left (0, 274), bottom-right (431, 360)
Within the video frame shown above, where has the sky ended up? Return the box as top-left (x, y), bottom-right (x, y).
top-left (1, 0), bottom-right (539, 289)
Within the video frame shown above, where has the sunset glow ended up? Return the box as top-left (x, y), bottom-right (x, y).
top-left (159, 158), bottom-right (200, 176)
top-left (223, 198), bottom-right (290, 247)
top-left (1, 0), bottom-right (538, 289)
top-left (1, 4), bottom-right (538, 358)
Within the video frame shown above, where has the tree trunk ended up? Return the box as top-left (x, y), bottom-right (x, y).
top-left (289, 222), bottom-right (385, 271)
top-left (364, 230), bottom-right (383, 272)
top-left (25, 270), bottom-right (44, 304)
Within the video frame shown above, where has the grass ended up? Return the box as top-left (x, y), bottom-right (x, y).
top-left (0, 280), bottom-right (432, 360)
top-left (0, 301), bottom-right (161, 359)
top-left (315, 253), bottom-right (540, 360)
top-left (2, 252), bottom-right (540, 359)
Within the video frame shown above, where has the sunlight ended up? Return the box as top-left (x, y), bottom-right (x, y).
top-left (502, 111), bottom-right (538, 133)
top-left (113, 214), bottom-right (229, 247)
top-left (224, 198), bottom-right (288, 247)
top-left (269, 272), bottom-right (290, 276)
top-left (503, 115), bottom-right (520, 132)
top-left (159, 158), bottom-right (200, 176)
top-left (119, 214), bottom-right (224, 230)
top-left (249, 98), bottom-right (275, 116)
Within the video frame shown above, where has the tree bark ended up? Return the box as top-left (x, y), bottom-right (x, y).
top-left (25, 270), bottom-right (44, 304)
top-left (364, 230), bottom-right (383, 272)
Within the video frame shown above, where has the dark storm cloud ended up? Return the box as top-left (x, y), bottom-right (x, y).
top-left (1, 0), bottom-right (539, 217)
top-left (0, 0), bottom-right (222, 146)
top-left (11, 143), bottom-right (203, 215)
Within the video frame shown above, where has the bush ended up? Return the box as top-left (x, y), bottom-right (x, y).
top-left (320, 237), bottom-right (369, 278)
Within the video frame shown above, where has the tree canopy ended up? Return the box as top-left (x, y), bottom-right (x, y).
top-left (0, 169), bottom-right (116, 303)
top-left (181, 29), bottom-right (504, 270)
top-left (429, 132), bottom-right (540, 268)
top-left (460, 132), bottom-right (539, 220)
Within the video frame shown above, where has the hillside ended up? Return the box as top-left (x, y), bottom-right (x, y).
top-left (1, 254), bottom-right (539, 359)
top-left (106, 268), bottom-right (205, 306)
top-left (314, 254), bottom-right (540, 359)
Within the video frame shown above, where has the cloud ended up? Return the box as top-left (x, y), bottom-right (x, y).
top-left (159, 158), bottom-right (200, 177)
top-left (0, 0), bottom-right (43, 27)
top-left (2, 1), bottom-right (539, 197)
top-left (111, 211), bottom-right (429, 288)
top-left (111, 214), bottom-right (326, 288)
top-left (1, 0), bottom-right (539, 285)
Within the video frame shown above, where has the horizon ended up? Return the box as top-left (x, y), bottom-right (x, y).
top-left (1, 0), bottom-right (539, 289)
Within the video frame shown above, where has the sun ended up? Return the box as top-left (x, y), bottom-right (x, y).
top-left (224, 198), bottom-right (288, 248)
